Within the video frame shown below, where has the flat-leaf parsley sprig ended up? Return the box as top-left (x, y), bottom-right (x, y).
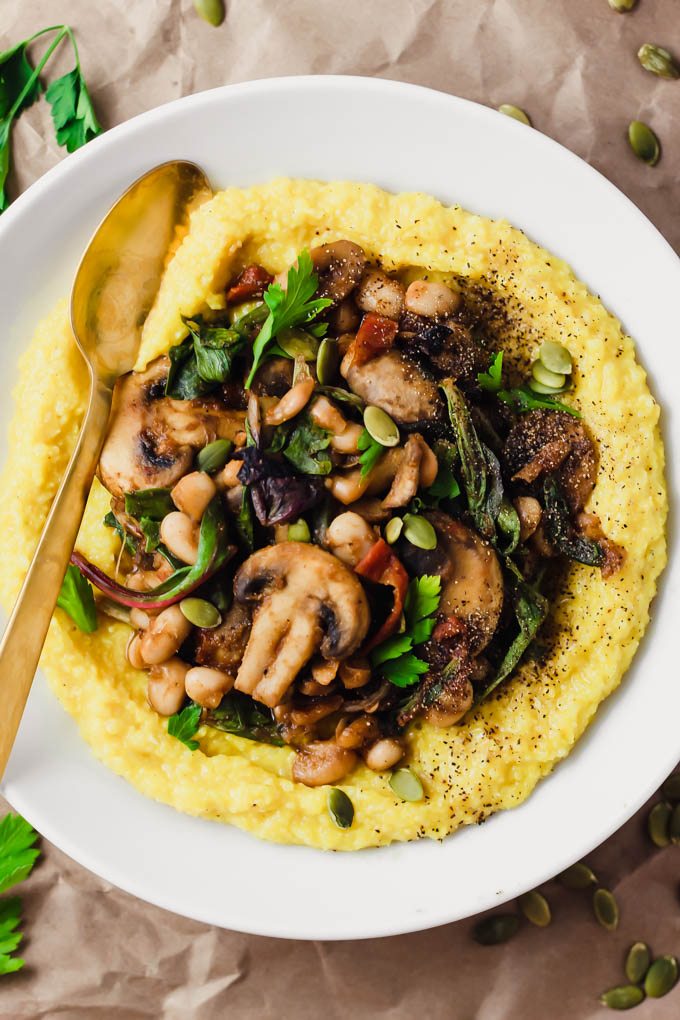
top-left (168, 703), bottom-right (202, 751)
top-left (0, 813), bottom-right (40, 976)
top-left (371, 575), bottom-right (441, 687)
top-left (0, 25), bottom-right (101, 211)
top-left (245, 250), bottom-right (332, 387)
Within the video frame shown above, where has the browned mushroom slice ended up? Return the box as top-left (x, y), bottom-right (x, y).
top-left (233, 543), bottom-right (370, 707)
top-left (310, 240), bottom-right (367, 303)
top-left (340, 348), bottom-right (443, 424)
top-left (400, 510), bottom-right (504, 653)
top-left (503, 409), bottom-right (597, 512)
top-left (98, 356), bottom-right (245, 499)
top-left (575, 512), bottom-right (626, 579)
top-left (194, 602), bottom-right (252, 673)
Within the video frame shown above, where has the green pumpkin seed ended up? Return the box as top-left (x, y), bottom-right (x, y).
top-left (600, 986), bottom-right (645, 1010)
top-left (608, 0), bottom-right (637, 10)
top-left (179, 597), bottom-right (221, 629)
top-left (498, 104), bottom-right (531, 126)
top-left (532, 361), bottom-right (566, 390)
top-left (197, 438), bottom-right (233, 474)
top-left (661, 772), bottom-right (680, 801)
top-left (402, 513), bottom-right (437, 550)
top-left (669, 803), bottom-right (680, 844)
top-left (473, 913), bottom-right (520, 946)
top-left (193, 0), bottom-right (225, 26)
top-left (529, 376), bottom-right (568, 396)
top-left (637, 44), bottom-right (680, 80)
top-left (558, 862), bottom-right (598, 889)
top-left (277, 328), bottom-right (320, 361)
top-left (645, 956), bottom-right (678, 998)
top-left (539, 340), bottom-right (573, 375)
top-left (593, 888), bottom-right (619, 931)
top-left (316, 338), bottom-right (339, 385)
top-left (518, 890), bottom-right (551, 927)
top-left (287, 518), bottom-right (311, 543)
top-left (389, 768), bottom-right (424, 802)
top-left (647, 801), bottom-right (672, 847)
top-left (385, 517), bottom-right (404, 544)
top-left (625, 942), bottom-right (651, 984)
top-left (363, 405), bottom-right (400, 447)
top-left (98, 597), bottom-right (132, 625)
top-left (327, 788), bottom-right (354, 829)
top-left (628, 121), bottom-right (660, 167)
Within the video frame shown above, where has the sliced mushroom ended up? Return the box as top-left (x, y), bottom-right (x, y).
top-left (513, 495), bottom-right (542, 543)
top-left (381, 433), bottom-right (437, 509)
top-left (310, 240), bottom-right (367, 303)
top-left (99, 357), bottom-right (245, 499)
top-left (575, 512), bottom-right (625, 579)
top-left (400, 510), bottom-right (503, 653)
top-left (503, 410), bottom-right (597, 512)
top-left (233, 543), bottom-right (370, 707)
top-left (340, 349), bottom-right (443, 424)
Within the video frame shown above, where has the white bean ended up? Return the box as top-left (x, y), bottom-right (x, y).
top-left (355, 269), bottom-right (405, 320)
top-left (185, 666), bottom-right (234, 709)
top-left (326, 512), bottom-right (376, 566)
top-left (264, 376), bottom-right (315, 425)
top-left (148, 658), bottom-right (188, 717)
top-left (363, 738), bottom-right (404, 771)
top-left (404, 280), bottom-right (460, 318)
top-left (140, 605), bottom-right (193, 665)
top-left (160, 511), bottom-right (199, 564)
top-left (171, 471), bottom-right (216, 521)
top-left (126, 631), bottom-right (146, 670)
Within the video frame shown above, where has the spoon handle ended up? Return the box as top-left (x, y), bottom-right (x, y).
top-left (0, 376), bottom-right (112, 781)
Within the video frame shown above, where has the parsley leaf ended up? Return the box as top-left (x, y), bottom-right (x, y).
top-left (497, 385), bottom-right (581, 417)
top-left (372, 575), bottom-right (442, 687)
top-left (245, 249), bottom-right (332, 387)
top-left (56, 564), bottom-right (98, 633)
top-left (477, 350), bottom-right (503, 392)
top-left (167, 703), bottom-right (202, 751)
top-left (45, 65), bottom-right (101, 153)
top-left (0, 813), bottom-right (40, 976)
top-left (357, 427), bottom-right (385, 480)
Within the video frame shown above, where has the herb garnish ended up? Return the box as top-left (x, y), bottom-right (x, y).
top-left (477, 351), bottom-right (503, 392)
top-left (205, 690), bottom-right (285, 745)
top-left (476, 570), bottom-right (548, 702)
top-left (0, 813), bottom-right (40, 975)
top-left (543, 476), bottom-right (605, 566)
top-left (357, 427), bottom-right (385, 479)
top-left (497, 384), bottom-right (580, 417)
top-left (1, 26), bottom-right (101, 211)
top-left (167, 703), bottom-right (202, 751)
top-left (245, 250), bottom-right (332, 387)
top-left (283, 415), bottom-right (332, 475)
top-left (372, 575), bottom-right (441, 687)
top-left (56, 563), bottom-right (98, 633)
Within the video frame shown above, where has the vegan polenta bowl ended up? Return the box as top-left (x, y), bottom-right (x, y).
top-left (0, 180), bottom-right (666, 850)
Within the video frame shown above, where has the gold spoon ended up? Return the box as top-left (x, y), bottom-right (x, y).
top-left (0, 161), bottom-right (212, 780)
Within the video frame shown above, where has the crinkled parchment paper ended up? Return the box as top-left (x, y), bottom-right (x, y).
top-left (1, 0), bottom-right (678, 1016)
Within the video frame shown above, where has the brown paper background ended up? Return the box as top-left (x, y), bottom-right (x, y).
top-left (1, 1), bottom-right (679, 1016)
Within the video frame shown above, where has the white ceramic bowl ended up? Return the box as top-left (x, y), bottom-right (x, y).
top-left (0, 77), bottom-right (678, 941)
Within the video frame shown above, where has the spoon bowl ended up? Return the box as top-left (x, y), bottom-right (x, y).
top-left (0, 160), bottom-right (212, 780)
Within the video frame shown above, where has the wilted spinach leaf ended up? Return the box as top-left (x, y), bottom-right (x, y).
top-left (543, 476), bottom-right (604, 566)
top-left (124, 487), bottom-right (174, 520)
top-left (205, 690), bottom-right (284, 746)
top-left (476, 571), bottom-right (548, 703)
top-left (283, 415), bottom-right (332, 475)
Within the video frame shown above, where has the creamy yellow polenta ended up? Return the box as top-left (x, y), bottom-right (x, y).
top-left (0, 180), bottom-right (666, 850)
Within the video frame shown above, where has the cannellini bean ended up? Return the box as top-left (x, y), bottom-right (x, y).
top-left (330, 422), bottom-right (363, 454)
top-left (147, 657), bottom-right (189, 716)
top-left (355, 269), bottom-right (405, 320)
top-left (419, 439), bottom-right (439, 488)
top-left (129, 607), bottom-right (152, 630)
top-left (514, 495), bottom-right (542, 543)
top-left (326, 512), bottom-right (376, 567)
top-left (160, 511), bottom-right (199, 564)
top-left (126, 631), bottom-right (146, 669)
top-left (217, 459), bottom-right (243, 488)
top-left (336, 714), bottom-right (379, 749)
top-left (363, 738), bottom-right (404, 771)
top-left (264, 376), bottom-right (315, 425)
top-left (140, 605), bottom-right (193, 665)
top-left (292, 741), bottom-right (357, 787)
top-left (311, 657), bottom-right (340, 684)
top-left (404, 280), bottom-right (460, 318)
top-left (339, 658), bottom-right (371, 689)
top-left (171, 471), bottom-right (216, 521)
top-left (309, 396), bottom-right (348, 434)
top-left (185, 666), bottom-right (234, 709)
top-left (325, 448), bottom-right (403, 504)
top-left (126, 561), bottom-right (173, 592)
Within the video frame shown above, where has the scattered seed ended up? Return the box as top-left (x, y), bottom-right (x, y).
top-left (529, 376), bottom-right (568, 395)
top-left (193, 0), bottom-right (225, 26)
top-left (402, 513), bottom-right (437, 550)
top-left (277, 327), bottom-right (319, 361)
top-left (645, 956), bottom-right (678, 998)
top-left (384, 517), bottom-right (404, 544)
top-left (197, 438), bottom-right (233, 474)
top-left (179, 597), bottom-right (221, 629)
top-left (316, 338), bottom-right (339, 385)
top-left (327, 788), bottom-right (354, 829)
top-left (539, 340), bottom-right (573, 376)
top-left (608, 0), bottom-right (637, 10)
top-left (518, 890), bottom-right (551, 927)
top-left (647, 801), bottom-right (672, 847)
top-left (669, 804), bottom-right (680, 844)
top-left (287, 518), bottom-right (311, 543)
top-left (600, 986), bottom-right (645, 1010)
top-left (532, 361), bottom-right (567, 391)
top-left (625, 942), bottom-right (651, 984)
top-left (473, 913), bottom-right (520, 946)
top-left (661, 772), bottom-right (680, 801)
top-left (558, 862), bottom-right (598, 889)
top-left (628, 121), bottom-right (660, 166)
top-left (637, 43), bottom-right (680, 80)
top-left (363, 405), bottom-right (400, 447)
top-left (389, 768), bottom-right (424, 802)
top-left (593, 888), bottom-right (619, 931)
top-left (498, 104), bottom-right (531, 126)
